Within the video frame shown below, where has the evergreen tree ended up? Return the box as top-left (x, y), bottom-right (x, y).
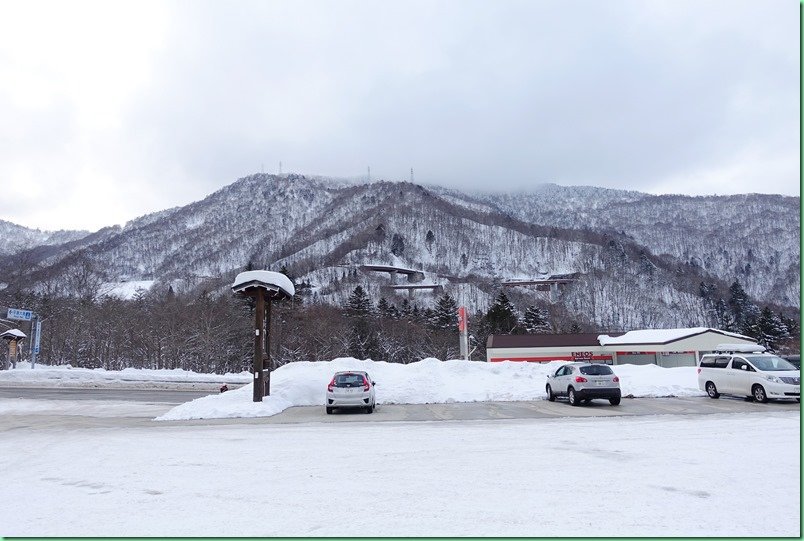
top-left (728, 280), bottom-right (751, 326)
top-left (391, 234), bottom-right (405, 256)
top-left (377, 297), bottom-right (399, 320)
top-left (422, 307), bottom-right (436, 326)
top-left (739, 304), bottom-right (762, 341)
top-left (714, 298), bottom-right (735, 331)
top-left (377, 297), bottom-right (390, 317)
top-left (345, 286), bottom-right (373, 317)
top-left (432, 293), bottom-right (458, 329)
top-left (425, 230), bottom-right (435, 252)
top-left (756, 307), bottom-right (790, 351)
top-left (780, 314), bottom-right (800, 338)
top-left (399, 299), bottom-right (413, 319)
top-left (485, 291), bottom-right (520, 334)
top-left (523, 305), bottom-right (550, 333)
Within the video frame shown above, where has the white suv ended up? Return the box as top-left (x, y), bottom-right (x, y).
top-left (697, 344), bottom-right (800, 403)
top-left (546, 362), bottom-right (621, 406)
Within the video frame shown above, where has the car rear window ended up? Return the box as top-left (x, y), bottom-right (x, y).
top-left (579, 365), bottom-right (613, 376)
top-left (334, 373), bottom-right (366, 387)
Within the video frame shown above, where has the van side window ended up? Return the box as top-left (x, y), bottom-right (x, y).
top-left (700, 357), bottom-right (716, 368)
top-left (714, 357), bottom-right (730, 368)
top-left (732, 359), bottom-right (746, 370)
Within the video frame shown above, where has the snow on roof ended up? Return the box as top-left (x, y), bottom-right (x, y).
top-left (713, 343), bottom-right (766, 353)
top-left (1, 329), bottom-right (26, 339)
top-left (231, 270), bottom-right (295, 298)
top-left (598, 327), bottom-right (755, 346)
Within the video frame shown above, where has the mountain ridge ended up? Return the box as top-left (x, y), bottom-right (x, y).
top-left (0, 174), bottom-right (798, 331)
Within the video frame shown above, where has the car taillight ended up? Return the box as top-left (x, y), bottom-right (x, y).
top-left (574, 376), bottom-right (587, 383)
top-left (362, 377), bottom-right (370, 391)
top-left (612, 376), bottom-right (619, 383)
top-left (327, 378), bottom-right (335, 392)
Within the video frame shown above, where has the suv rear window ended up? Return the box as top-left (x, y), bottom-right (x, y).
top-left (334, 373), bottom-right (366, 387)
top-left (579, 365), bottom-right (614, 376)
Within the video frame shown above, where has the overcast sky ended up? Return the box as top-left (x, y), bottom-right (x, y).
top-left (0, 0), bottom-right (799, 232)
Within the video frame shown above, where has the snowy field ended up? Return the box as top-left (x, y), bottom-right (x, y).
top-left (0, 412), bottom-right (799, 536)
top-left (0, 358), bottom-right (800, 536)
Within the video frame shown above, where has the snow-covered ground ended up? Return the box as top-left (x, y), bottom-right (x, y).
top-left (0, 358), bottom-right (799, 536)
top-left (1, 412), bottom-right (799, 536)
top-left (1, 358), bottom-right (707, 420)
top-left (0, 361), bottom-right (250, 391)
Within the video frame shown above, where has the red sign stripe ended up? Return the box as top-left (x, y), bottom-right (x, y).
top-left (489, 355), bottom-right (613, 363)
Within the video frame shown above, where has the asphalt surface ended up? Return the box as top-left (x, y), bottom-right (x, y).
top-left (0, 386), bottom-right (799, 431)
top-left (0, 387), bottom-right (215, 403)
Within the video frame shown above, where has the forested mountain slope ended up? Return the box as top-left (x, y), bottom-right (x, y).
top-left (0, 174), bottom-right (798, 332)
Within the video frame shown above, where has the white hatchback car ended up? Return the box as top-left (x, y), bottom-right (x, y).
top-left (326, 371), bottom-right (376, 414)
top-left (698, 345), bottom-right (800, 403)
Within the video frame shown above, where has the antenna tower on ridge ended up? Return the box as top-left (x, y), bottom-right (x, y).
top-left (410, 167), bottom-right (414, 183)
top-left (279, 161), bottom-right (283, 175)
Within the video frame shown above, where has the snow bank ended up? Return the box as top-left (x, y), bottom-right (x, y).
top-left (0, 362), bottom-right (250, 390)
top-left (156, 358), bottom-right (705, 421)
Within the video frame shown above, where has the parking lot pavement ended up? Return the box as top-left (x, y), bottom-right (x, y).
top-left (259, 395), bottom-right (800, 424)
top-left (2, 392), bottom-right (797, 432)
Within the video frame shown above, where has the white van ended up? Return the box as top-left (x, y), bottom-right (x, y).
top-left (697, 344), bottom-right (800, 403)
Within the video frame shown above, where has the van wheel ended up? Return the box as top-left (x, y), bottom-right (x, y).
top-left (568, 387), bottom-right (580, 406)
top-left (546, 384), bottom-right (556, 402)
top-left (705, 382), bottom-right (719, 399)
top-left (752, 384), bottom-right (768, 403)
top-left (326, 407), bottom-right (333, 414)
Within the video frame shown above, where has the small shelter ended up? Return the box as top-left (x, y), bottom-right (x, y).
top-left (232, 270), bottom-right (295, 401)
top-left (1, 329), bottom-right (27, 370)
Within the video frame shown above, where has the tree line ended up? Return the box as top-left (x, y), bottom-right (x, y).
top-left (0, 271), bottom-right (797, 375)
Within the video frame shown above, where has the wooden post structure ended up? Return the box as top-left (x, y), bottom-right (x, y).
top-left (253, 287), bottom-right (265, 402)
top-left (232, 270), bottom-right (295, 403)
top-left (264, 300), bottom-right (272, 396)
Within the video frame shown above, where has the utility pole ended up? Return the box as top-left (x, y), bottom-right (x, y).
top-left (367, 166), bottom-right (371, 182)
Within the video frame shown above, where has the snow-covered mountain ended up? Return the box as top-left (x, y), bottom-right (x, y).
top-left (439, 186), bottom-right (800, 308)
top-left (0, 174), bottom-right (798, 330)
top-left (0, 219), bottom-right (91, 256)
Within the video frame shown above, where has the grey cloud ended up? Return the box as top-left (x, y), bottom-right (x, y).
top-left (3, 0), bottom-right (799, 230)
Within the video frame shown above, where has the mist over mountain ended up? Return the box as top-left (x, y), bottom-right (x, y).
top-left (0, 174), bottom-right (799, 331)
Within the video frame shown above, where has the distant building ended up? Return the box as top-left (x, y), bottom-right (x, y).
top-left (486, 327), bottom-right (758, 368)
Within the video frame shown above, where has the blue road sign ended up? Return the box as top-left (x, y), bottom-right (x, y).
top-left (7, 308), bottom-right (32, 321)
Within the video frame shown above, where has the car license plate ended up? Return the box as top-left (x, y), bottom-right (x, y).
top-left (596, 381), bottom-right (607, 386)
